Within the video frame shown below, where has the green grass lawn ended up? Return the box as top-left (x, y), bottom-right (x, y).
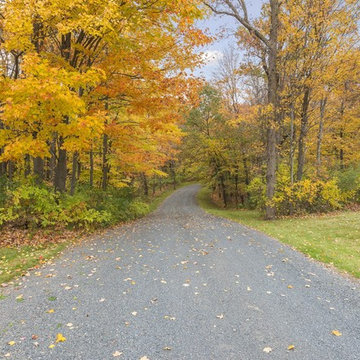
top-left (0, 184), bottom-right (188, 286)
top-left (197, 187), bottom-right (360, 278)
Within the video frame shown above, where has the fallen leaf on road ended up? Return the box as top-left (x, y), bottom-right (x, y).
top-left (131, 311), bottom-right (137, 316)
top-left (55, 333), bottom-right (66, 343)
top-left (288, 345), bottom-right (295, 350)
top-left (113, 351), bottom-right (123, 357)
top-left (46, 309), bottom-right (55, 314)
top-left (263, 347), bottom-right (272, 353)
top-left (287, 285), bottom-right (293, 289)
top-left (216, 314), bottom-right (224, 319)
top-left (8, 341), bottom-right (15, 346)
top-left (163, 346), bottom-right (172, 350)
top-left (332, 330), bottom-right (342, 336)
top-left (49, 344), bottom-right (55, 349)
top-left (140, 357), bottom-right (149, 360)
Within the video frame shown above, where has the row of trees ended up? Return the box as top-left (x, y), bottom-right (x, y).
top-left (183, 0), bottom-right (360, 217)
top-left (0, 0), bottom-right (208, 195)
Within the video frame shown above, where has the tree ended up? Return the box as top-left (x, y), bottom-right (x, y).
top-left (204, 0), bottom-right (281, 219)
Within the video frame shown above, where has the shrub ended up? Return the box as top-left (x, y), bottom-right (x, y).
top-left (0, 183), bottom-right (148, 230)
top-left (335, 166), bottom-right (360, 202)
top-left (247, 177), bottom-right (266, 209)
top-left (272, 179), bottom-right (342, 215)
top-left (58, 194), bottom-right (112, 229)
top-left (0, 184), bottom-right (60, 228)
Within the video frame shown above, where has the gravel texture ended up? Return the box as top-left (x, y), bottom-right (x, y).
top-left (0, 184), bottom-right (359, 360)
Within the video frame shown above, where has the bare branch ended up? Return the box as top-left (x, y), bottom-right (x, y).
top-left (203, 1), bottom-right (270, 48)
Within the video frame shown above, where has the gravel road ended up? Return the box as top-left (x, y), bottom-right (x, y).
top-left (1, 184), bottom-right (359, 360)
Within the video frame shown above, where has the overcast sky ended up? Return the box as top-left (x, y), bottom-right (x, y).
top-left (195, 0), bottom-right (265, 79)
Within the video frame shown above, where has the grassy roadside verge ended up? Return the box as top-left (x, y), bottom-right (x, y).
top-left (197, 187), bottom-right (360, 278)
top-left (0, 184), bottom-right (187, 286)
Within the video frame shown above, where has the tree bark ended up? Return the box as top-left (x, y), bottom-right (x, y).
top-left (49, 138), bottom-right (56, 182)
top-left (264, 0), bottom-right (280, 220)
top-left (102, 133), bottom-right (109, 191)
top-left (220, 174), bottom-right (227, 207)
top-left (234, 171), bottom-right (239, 207)
top-left (25, 155), bottom-right (31, 178)
top-left (89, 147), bottom-right (94, 187)
top-left (142, 173), bottom-right (149, 196)
top-left (33, 157), bottom-right (44, 184)
top-left (297, 87), bottom-right (311, 182)
top-left (289, 104), bottom-right (295, 184)
top-left (70, 151), bottom-right (78, 195)
top-left (169, 160), bottom-right (176, 190)
top-left (8, 161), bottom-right (14, 184)
top-left (54, 136), bottom-right (67, 192)
top-left (316, 97), bottom-right (327, 177)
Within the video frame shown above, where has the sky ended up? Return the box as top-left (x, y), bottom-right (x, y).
top-left (195, 0), bottom-right (265, 79)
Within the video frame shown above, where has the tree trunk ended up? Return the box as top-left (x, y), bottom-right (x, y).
top-left (289, 104), bottom-right (295, 184)
top-left (49, 138), bottom-right (56, 182)
top-left (220, 174), bottom-right (227, 207)
top-left (8, 161), bottom-right (14, 184)
top-left (89, 147), bottom-right (94, 187)
top-left (264, 0), bottom-right (280, 220)
top-left (152, 176), bottom-right (156, 195)
top-left (102, 133), bottom-right (109, 191)
top-left (25, 155), bottom-right (31, 178)
top-left (0, 149), bottom-right (5, 177)
top-left (170, 160), bottom-right (176, 190)
top-left (339, 130), bottom-right (344, 169)
top-left (70, 151), bottom-right (78, 195)
top-left (142, 173), bottom-right (149, 196)
top-left (234, 171), bottom-right (239, 208)
top-left (297, 87), bottom-right (311, 182)
top-left (33, 157), bottom-right (44, 184)
top-left (316, 97), bottom-right (327, 177)
top-left (54, 137), bottom-right (67, 192)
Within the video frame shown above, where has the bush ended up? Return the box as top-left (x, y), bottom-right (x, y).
top-left (272, 179), bottom-right (342, 215)
top-left (335, 166), bottom-right (360, 202)
top-left (0, 183), bottom-right (149, 229)
top-left (247, 177), bottom-right (266, 209)
top-left (0, 184), bottom-right (60, 228)
top-left (58, 194), bottom-right (112, 228)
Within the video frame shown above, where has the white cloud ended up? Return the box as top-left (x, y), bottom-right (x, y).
top-left (201, 50), bottom-right (223, 66)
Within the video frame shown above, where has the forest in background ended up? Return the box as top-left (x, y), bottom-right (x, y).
top-left (1, 0), bottom-right (360, 234)
top-left (182, 0), bottom-right (360, 218)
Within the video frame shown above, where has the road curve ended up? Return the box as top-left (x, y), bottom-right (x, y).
top-left (0, 184), bottom-right (359, 359)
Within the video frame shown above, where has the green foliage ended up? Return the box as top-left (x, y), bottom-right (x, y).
top-left (0, 184), bottom-right (59, 228)
top-left (335, 166), bottom-right (360, 201)
top-left (0, 183), bottom-right (149, 229)
top-left (247, 177), bottom-right (266, 209)
top-left (58, 194), bottom-right (112, 229)
top-left (0, 176), bottom-right (7, 207)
